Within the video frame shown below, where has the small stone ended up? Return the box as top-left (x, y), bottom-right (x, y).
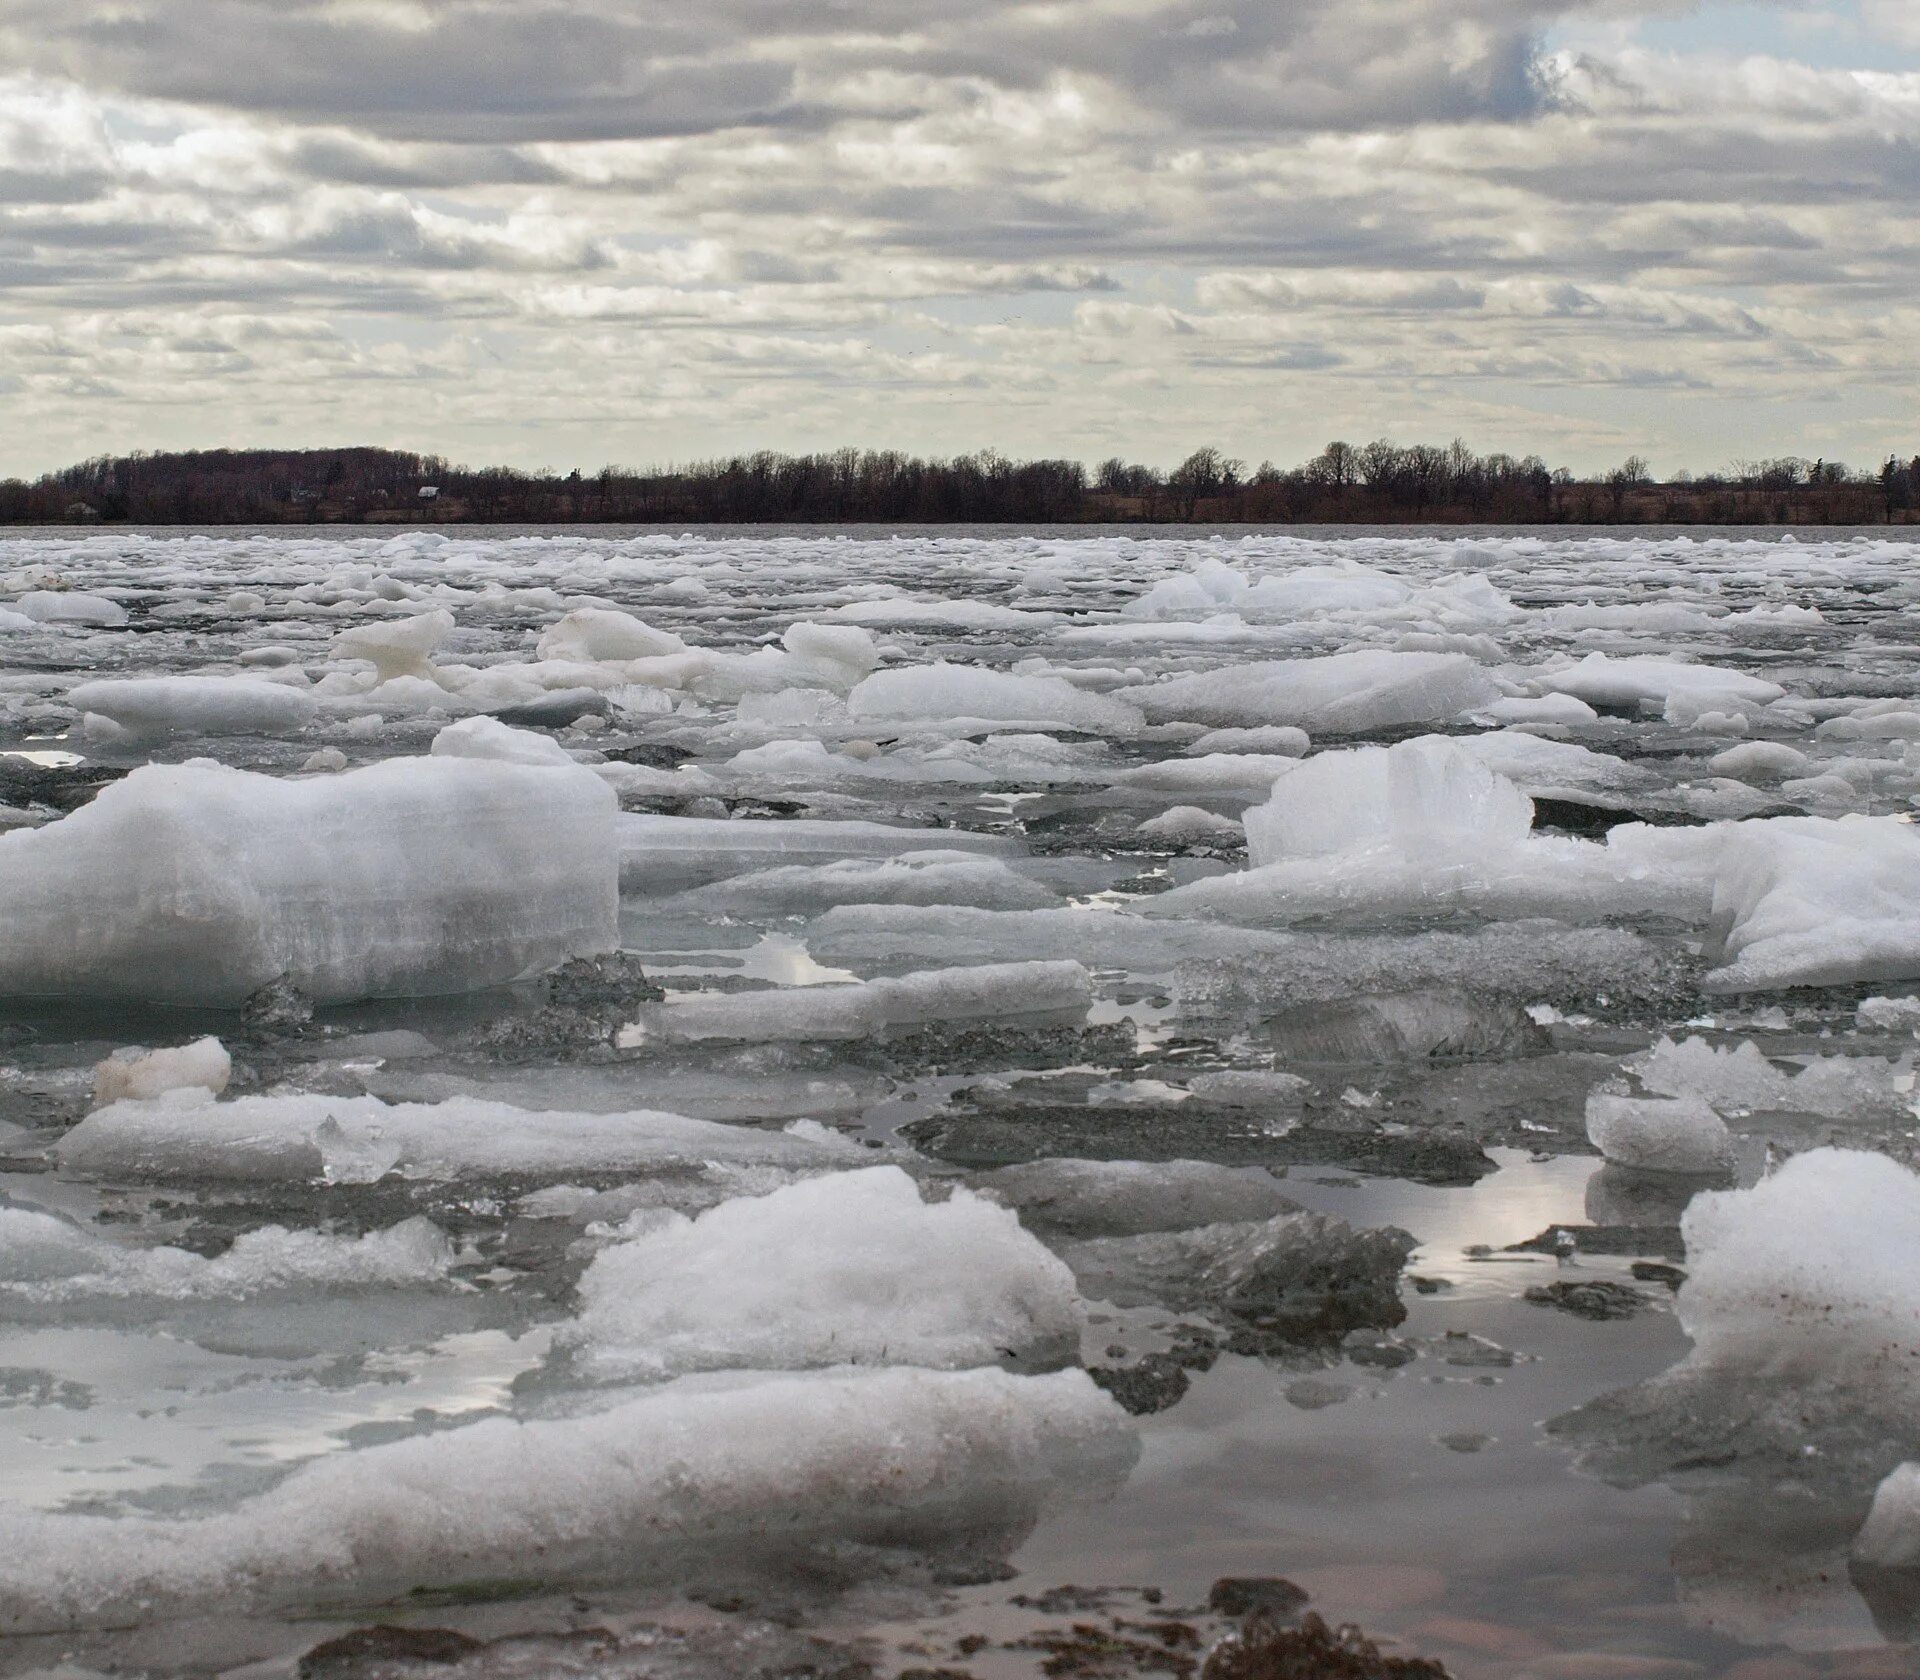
top-left (1435, 1431), bottom-right (1491, 1453)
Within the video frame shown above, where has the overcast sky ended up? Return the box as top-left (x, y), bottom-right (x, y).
top-left (0, 0), bottom-right (1914, 477)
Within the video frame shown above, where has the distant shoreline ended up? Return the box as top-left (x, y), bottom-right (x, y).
top-left (9, 443), bottom-right (1915, 528)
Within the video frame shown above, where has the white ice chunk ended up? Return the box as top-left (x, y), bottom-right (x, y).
top-left (536, 607), bottom-right (687, 665)
top-left (67, 677), bottom-right (318, 740)
top-left (1680, 1148), bottom-right (1920, 1374)
top-left (92, 1036), bottom-right (230, 1107)
top-left (1706, 815), bottom-right (1920, 991)
top-left (1859, 995), bottom-right (1920, 1033)
top-left (0, 758), bottom-right (617, 1004)
top-left (1471, 693), bottom-right (1598, 727)
top-left (1120, 650), bottom-right (1499, 734)
top-left (1633, 1035), bottom-right (1908, 1120)
top-left (1135, 806), bottom-right (1244, 846)
top-left (1114, 753), bottom-right (1308, 794)
top-left (430, 715), bottom-right (576, 767)
top-left (1709, 741), bottom-right (1809, 782)
top-left (1586, 1092), bottom-right (1733, 1175)
top-left (329, 609), bottom-right (454, 682)
top-left (557, 1167), bottom-right (1084, 1382)
top-left (13, 590), bottom-right (126, 626)
top-left (1856, 1463), bottom-right (1920, 1571)
top-left (1244, 736), bottom-right (1535, 865)
top-left (1188, 725), bottom-right (1310, 757)
top-left (1537, 653), bottom-right (1784, 710)
top-left (782, 621), bottom-right (880, 689)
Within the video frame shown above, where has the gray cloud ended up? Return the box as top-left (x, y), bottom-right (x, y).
top-left (0, 0), bottom-right (1912, 475)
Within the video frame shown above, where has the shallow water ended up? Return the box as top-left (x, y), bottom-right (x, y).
top-left (0, 525), bottom-right (1917, 1677)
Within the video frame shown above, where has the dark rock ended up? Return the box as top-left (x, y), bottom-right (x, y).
top-left (491, 688), bottom-right (608, 728)
top-left (600, 741), bottom-right (694, 768)
top-left (1208, 1578), bottom-right (1310, 1623)
top-left (1091, 1353), bottom-right (1192, 1415)
top-left (1506, 1223), bottom-right (1685, 1262)
top-left (545, 949), bottom-right (664, 1010)
top-left (298, 1625), bottom-right (482, 1680)
top-left (1525, 1280), bottom-right (1650, 1321)
top-left (1630, 1261), bottom-right (1688, 1290)
top-left (241, 974), bottom-right (315, 1036)
top-left (1530, 796), bottom-right (1700, 837)
top-left (0, 756), bottom-right (129, 813)
top-left (1202, 1611), bottom-right (1450, 1678)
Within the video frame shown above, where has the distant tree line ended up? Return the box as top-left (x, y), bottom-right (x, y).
top-left (1, 441), bottom-right (1914, 526)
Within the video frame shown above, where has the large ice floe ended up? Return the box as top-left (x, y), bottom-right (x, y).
top-left (0, 756), bottom-right (618, 1003)
top-left (0, 1365), bottom-right (1133, 1633)
top-left (9, 527), bottom-right (1920, 1669)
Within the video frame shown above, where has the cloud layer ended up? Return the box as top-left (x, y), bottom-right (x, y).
top-left (0, 0), bottom-right (1913, 475)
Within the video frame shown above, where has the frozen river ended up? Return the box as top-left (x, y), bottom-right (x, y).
top-left (0, 525), bottom-right (1918, 1679)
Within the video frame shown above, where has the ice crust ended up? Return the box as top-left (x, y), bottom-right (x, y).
top-left (668, 850), bottom-right (1061, 914)
top-left (56, 1091), bottom-right (862, 1183)
top-left (557, 1167), bottom-right (1084, 1382)
top-left (0, 757), bottom-right (618, 1004)
top-left (620, 960), bottom-right (1091, 1045)
top-left (0, 1365), bottom-right (1134, 1632)
top-left (70, 676), bottom-right (319, 740)
top-left (0, 1208), bottom-right (454, 1303)
top-left (1119, 649), bottom-right (1499, 732)
top-left (849, 662), bottom-right (1145, 734)
top-left (619, 813), bottom-right (1019, 893)
top-left (1633, 1035), bottom-right (1908, 1120)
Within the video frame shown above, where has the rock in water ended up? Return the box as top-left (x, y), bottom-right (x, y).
top-left (0, 757), bottom-right (618, 1005)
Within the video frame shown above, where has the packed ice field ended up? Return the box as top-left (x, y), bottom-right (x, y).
top-left (2, 527), bottom-right (1920, 1678)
